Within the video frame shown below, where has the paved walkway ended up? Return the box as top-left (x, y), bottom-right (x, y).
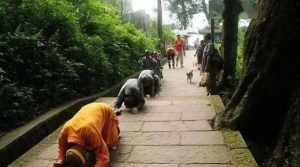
top-left (10, 51), bottom-right (232, 167)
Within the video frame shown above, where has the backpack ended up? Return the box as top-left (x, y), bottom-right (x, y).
top-left (213, 52), bottom-right (224, 71)
top-left (209, 47), bottom-right (223, 72)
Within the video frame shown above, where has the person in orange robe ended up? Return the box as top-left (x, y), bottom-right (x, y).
top-left (52, 103), bottom-right (120, 167)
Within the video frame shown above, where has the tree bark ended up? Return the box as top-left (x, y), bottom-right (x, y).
top-left (219, 0), bottom-right (300, 166)
top-left (222, 0), bottom-right (243, 85)
top-left (157, 0), bottom-right (165, 56)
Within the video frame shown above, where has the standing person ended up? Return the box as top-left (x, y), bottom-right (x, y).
top-left (166, 47), bottom-right (176, 69)
top-left (52, 103), bottom-right (120, 167)
top-left (202, 34), bottom-right (212, 73)
top-left (174, 34), bottom-right (185, 68)
top-left (205, 46), bottom-right (224, 95)
top-left (194, 40), bottom-right (205, 71)
top-left (194, 38), bottom-right (200, 49)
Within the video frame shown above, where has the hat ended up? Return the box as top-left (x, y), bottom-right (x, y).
top-left (65, 146), bottom-right (87, 167)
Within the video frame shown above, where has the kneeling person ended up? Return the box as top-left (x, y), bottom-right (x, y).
top-left (114, 79), bottom-right (145, 111)
top-left (138, 70), bottom-right (157, 97)
top-left (52, 103), bottom-right (120, 167)
top-left (153, 74), bottom-right (161, 94)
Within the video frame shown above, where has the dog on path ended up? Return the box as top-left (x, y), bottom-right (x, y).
top-left (186, 70), bottom-right (193, 84)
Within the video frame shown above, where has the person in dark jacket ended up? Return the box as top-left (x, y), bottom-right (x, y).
top-left (138, 70), bottom-right (157, 97)
top-left (114, 79), bottom-right (145, 112)
top-left (194, 40), bottom-right (205, 71)
top-left (205, 46), bottom-right (223, 95)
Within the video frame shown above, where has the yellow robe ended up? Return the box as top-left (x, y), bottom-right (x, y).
top-left (56, 103), bottom-right (119, 167)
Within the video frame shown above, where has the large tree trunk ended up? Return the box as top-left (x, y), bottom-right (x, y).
top-left (157, 0), bottom-right (165, 56)
top-left (222, 0), bottom-right (243, 85)
top-left (219, 0), bottom-right (300, 166)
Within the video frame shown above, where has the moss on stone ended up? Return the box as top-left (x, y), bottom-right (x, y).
top-left (208, 95), bottom-right (258, 167)
top-left (223, 129), bottom-right (247, 149)
top-left (231, 148), bottom-right (259, 167)
top-left (209, 95), bottom-right (225, 114)
top-left (222, 129), bottom-right (259, 167)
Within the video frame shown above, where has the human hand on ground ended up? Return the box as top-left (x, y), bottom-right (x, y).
top-left (52, 160), bottom-right (63, 167)
top-left (111, 146), bottom-right (118, 151)
top-left (114, 108), bottom-right (122, 116)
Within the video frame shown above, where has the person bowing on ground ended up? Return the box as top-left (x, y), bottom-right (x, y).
top-left (114, 78), bottom-right (145, 113)
top-left (52, 103), bottom-right (120, 167)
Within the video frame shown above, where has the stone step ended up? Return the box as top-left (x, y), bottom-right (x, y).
top-left (123, 146), bottom-right (231, 164)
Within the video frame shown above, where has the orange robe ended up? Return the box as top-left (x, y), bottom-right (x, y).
top-left (56, 103), bottom-right (119, 167)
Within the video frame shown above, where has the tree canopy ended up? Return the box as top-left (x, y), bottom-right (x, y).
top-left (165, 0), bottom-right (207, 29)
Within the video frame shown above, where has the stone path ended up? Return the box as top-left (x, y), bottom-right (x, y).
top-left (10, 51), bottom-right (232, 167)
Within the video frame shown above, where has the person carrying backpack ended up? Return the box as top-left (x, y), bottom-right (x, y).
top-left (166, 47), bottom-right (176, 69)
top-left (194, 40), bottom-right (205, 71)
top-left (205, 45), bottom-right (224, 95)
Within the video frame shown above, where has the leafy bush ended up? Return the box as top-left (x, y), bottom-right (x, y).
top-left (0, 0), bottom-right (155, 131)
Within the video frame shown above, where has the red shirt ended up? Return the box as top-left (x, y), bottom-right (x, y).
top-left (175, 38), bottom-right (185, 52)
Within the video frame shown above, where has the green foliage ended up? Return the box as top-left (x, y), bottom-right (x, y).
top-left (236, 27), bottom-right (247, 78)
top-left (163, 26), bottom-right (176, 46)
top-left (0, 0), bottom-right (155, 130)
top-left (145, 21), bottom-right (175, 49)
top-left (240, 0), bottom-right (257, 18)
top-left (166, 0), bottom-right (207, 29)
top-left (249, 0), bottom-right (257, 8)
top-left (209, 0), bottom-right (224, 23)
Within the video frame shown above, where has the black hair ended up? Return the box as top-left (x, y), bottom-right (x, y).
top-left (204, 34), bottom-right (211, 41)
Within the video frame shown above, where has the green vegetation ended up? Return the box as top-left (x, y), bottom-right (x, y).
top-left (163, 26), bottom-right (176, 46)
top-left (0, 0), bottom-right (156, 131)
top-left (166, 0), bottom-right (207, 29)
top-left (144, 21), bottom-right (175, 49)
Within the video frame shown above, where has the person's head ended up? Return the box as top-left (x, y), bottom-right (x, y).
top-left (144, 50), bottom-right (150, 57)
top-left (124, 97), bottom-right (138, 108)
top-left (124, 95), bottom-right (138, 108)
top-left (176, 34), bottom-right (181, 39)
top-left (200, 40), bottom-right (204, 45)
top-left (64, 146), bottom-right (87, 167)
top-left (204, 34), bottom-right (211, 42)
top-left (157, 52), bottom-right (161, 57)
